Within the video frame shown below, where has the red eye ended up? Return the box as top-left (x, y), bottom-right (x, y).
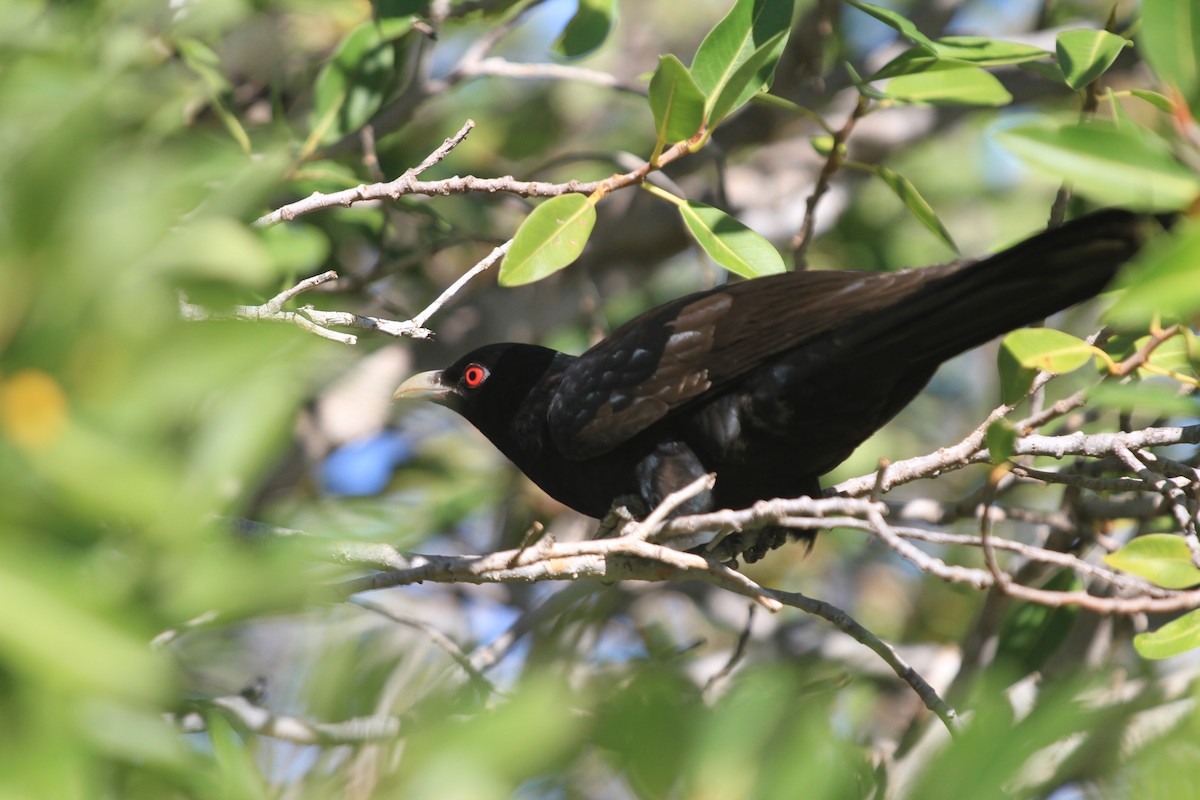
top-left (463, 364), bottom-right (488, 388)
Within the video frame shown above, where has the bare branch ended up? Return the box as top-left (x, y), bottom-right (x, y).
top-left (258, 132), bottom-right (692, 226)
top-left (174, 694), bottom-right (402, 744)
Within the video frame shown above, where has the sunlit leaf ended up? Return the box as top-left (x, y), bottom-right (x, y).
top-left (997, 122), bottom-right (1200, 211)
top-left (881, 63), bottom-right (1012, 106)
top-left (1104, 534), bottom-right (1200, 588)
top-left (706, 29), bottom-right (789, 126)
top-left (678, 201), bottom-right (785, 278)
top-left (1056, 29), bottom-right (1129, 90)
top-left (874, 167), bottom-right (958, 252)
top-left (648, 54), bottom-right (706, 145)
top-left (500, 195), bottom-right (597, 286)
top-left (691, 0), bottom-right (794, 97)
top-left (1001, 328), bottom-right (1096, 374)
top-left (1134, 608), bottom-right (1200, 659)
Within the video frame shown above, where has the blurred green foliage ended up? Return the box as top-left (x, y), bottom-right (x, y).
top-left (2, 0), bottom-right (1200, 798)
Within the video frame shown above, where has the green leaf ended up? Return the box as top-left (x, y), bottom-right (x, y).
top-left (1103, 534), bottom-right (1200, 589)
top-left (1134, 608), bottom-right (1200, 659)
top-left (691, 0), bottom-right (794, 96)
top-left (706, 29), bottom-right (789, 127)
top-left (844, 0), bottom-right (936, 51)
top-left (1001, 328), bottom-right (1095, 374)
top-left (985, 419), bottom-right (1017, 463)
top-left (997, 122), bottom-right (1200, 212)
top-left (871, 36), bottom-right (1047, 80)
top-left (1109, 219), bottom-right (1200, 324)
top-left (648, 55), bottom-right (706, 145)
top-left (1088, 382), bottom-right (1200, 417)
top-left (873, 167), bottom-right (958, 252)
top-left (553, 0), bottom-right (615, 59)
top-left (1129, 88), bottom-right (1177, 112)
top-left (995, 571), bottom-right (1082, 673)
top-left (1056, 29), bottom-right (1129, 90)
top-left (997, 343), bottom-right (1038, 405)
top-left (500, 195), bottom-right (597, 286)
top-left (1134, 329), bottom-right (1200, 377)
top-left (1140, 0), bottom-right (1200, 111)
top-left (678, 201), bottom-right (785, 278)
top-left (309, 17), bottom-right (414, 144)
top-left (881, 63), bottom-right (1012, 106)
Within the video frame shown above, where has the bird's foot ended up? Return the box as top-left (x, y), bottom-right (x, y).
top-left (694, 525), bottom-right (790, 566)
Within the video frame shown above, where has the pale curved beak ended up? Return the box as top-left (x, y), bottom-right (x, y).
top-left (392, 370), bottom-right (451, 403)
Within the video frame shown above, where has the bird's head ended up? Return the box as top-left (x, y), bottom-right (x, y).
top-left (393, 343), bottom-right (565, 450)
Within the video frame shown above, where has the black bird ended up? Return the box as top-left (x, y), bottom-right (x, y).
top-left (395, 210), bottom-right (1148, 562)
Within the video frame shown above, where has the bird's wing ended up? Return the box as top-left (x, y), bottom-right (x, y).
top-left (547, 268), bottom-right (946, 459)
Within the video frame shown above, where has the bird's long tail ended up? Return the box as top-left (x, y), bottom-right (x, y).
top-left (856, 209), bottom-right (1151, 364)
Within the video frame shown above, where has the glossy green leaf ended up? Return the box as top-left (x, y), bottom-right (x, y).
top-left (997, 122), bottom-right (1200, 212)
top-left (678, 201), bottom-right (785, 278)
top-left (500, 195), bottom-right (597, 286)
top-left (1109, 219), bottom-right (1200, 324)
top-left (649, 54), bottom-right (706, 145)
top-left (310, 17), bottom-right (414, 143)
top-left (1056, 29), bottom-right (1129, 90)
top-left (1134, 608), bottom-right (1200, 659)
top-left (1140, 0), bottom-right (1200, 110)
top-left (1002, 328), bottom-right (1095, 374)
top-left (691, 0), bottom-right (794, 96)
top-left (985, 419), bottom-right (1017, 463)
top-left (706, 29), bottom-right (789, 126)
top-left (882, 63), bottom-right (1012, 106)
top-left (997, 344), bottom-right (1038, 405)
top-left (553, 0), bottom-right (615, 59)
top-left (844, 0), bottom-right (936, 51)
top-left (1104, 534), bottom-right (1200, 588)
top-left (874, 167), bottom-right (958, 252)
top-left (871, 36), bottom-right (1047, 80)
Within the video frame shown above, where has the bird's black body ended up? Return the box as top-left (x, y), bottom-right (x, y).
top-left (396, 210), bottom-right (1148, 561)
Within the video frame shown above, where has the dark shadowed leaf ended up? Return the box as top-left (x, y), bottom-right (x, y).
top-left (553, 0), bottom-right (616, 59)
top-left (310, 17), bottom-right (414, 143)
